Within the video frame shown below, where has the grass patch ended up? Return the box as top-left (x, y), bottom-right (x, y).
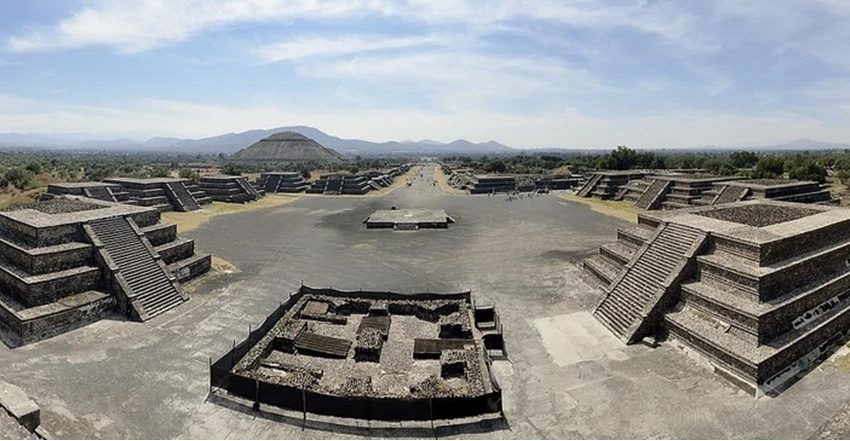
top-left (433, 166), bottom-right (467, 195)
top-left (0, 187), bottom-right (46, 210)
top-left (161, 194), bottom-right (299, 232)
top-left (559, 192), bottom-right (638, 223)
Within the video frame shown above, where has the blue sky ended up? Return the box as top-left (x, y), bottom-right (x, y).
top-left (1, 0), bottom-right (849, 148)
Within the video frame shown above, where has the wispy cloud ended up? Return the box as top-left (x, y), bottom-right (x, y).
top-left (255, 34), bottom-right (450, 63)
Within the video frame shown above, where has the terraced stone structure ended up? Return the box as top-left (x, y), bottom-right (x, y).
top-left (198, 175), bottom-right (264, 203)
top-left (621, 174), bottom-right (744, 210)
top-left (256, 172), bottom-right (309, 193)
top-left (582, 200), bottom-right (850, 392)
top-left (576, 171), bottom-right (647, 199)
top-left (0, 196), bottom-right (211, 346)
top-left (694, 179), bottom-right (838, 207)
top-left (468, 175), bottom-right (517, 194)
top-left (44, 182), bottom-right (131, 204)
top-left (103, 177), bottom-right (210, 212)
top-left (307, 174), bottom-right (375, 195)
top-left (210, 286), bottom-right (504, 421)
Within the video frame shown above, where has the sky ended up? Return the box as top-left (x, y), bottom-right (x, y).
top-left (1, 0), bottom-right (850, 149)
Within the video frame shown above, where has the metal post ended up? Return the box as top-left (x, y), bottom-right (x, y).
top-left (429, 398), bottom-right (435, 438)
top-left (253, 379), bottom-right (260, 411)
top-left (302, 387), bottom-right (307, 430)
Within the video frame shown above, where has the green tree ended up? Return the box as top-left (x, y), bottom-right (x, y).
top-left (178, 167), bottom-right (199, 182)
top-left (25, 161), bottom-right (42, 175)
top-left (484, 159), bottom-right (507, 173)
top-left (4, 167), bottom-right (33, 190)
top-left (787, 161), bottom-right (827, 183)
top-left (729, 151), bottom-right (758, 169)
top-left (751, 156), bottom-right (785, 179)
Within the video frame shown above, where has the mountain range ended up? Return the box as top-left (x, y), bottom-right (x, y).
top-left (0, 126), bottom-right (515, 156)
top-left (0, 127), bottom-right (846, 155)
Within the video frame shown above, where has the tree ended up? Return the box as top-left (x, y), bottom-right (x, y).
top-left (4, 167), bottom-right (33, 190)
top-left (729, 151), bottom-right (758, 169)
top-left (751, 156), bottom-right (785, 179)
top-left (300, 168), bottom-right (312, 180)
top-left (787, 161), bottom-right (827, 183)
top-left (598, 146), bottom-right (639, 170)
top-left (25, 161), bottom-right (42, 175)
top-left (178, 167), bottom-right (199, 182)
top-left (484, 159), bottom-right (507, 173)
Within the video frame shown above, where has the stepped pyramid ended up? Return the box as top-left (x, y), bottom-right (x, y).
top-left (233, 131), bottom-right (344, 162)
top-left (583, 200), bottom-right (850, 393)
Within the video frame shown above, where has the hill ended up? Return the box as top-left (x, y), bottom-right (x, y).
top-left (231, 131), bottom-right (344, 162)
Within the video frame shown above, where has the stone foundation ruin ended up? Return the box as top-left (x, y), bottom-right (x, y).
top-left (210, 286), bottom-right (505, 422)
top-left (0, 196), bottom-right (211, 346)
top-left (582, 199), bottom-right (850, 393)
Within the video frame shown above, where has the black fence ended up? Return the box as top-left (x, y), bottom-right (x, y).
top-left (209, 285), bottom-right (503, 422)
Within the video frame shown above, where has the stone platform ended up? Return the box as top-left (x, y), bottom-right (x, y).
top-left (364, 209), bottom-right (455, 230)
top-left (198, 175), bottom-right (264, 203)
top-left (583, 199), bottom-right (850, 392)
top-left (103, 177), bottom-right (210, 211)
top-left (0, 196), bottom-right (211, 346)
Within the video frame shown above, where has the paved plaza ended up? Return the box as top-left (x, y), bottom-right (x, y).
top-left (2, 165), bottom-right (850, 439)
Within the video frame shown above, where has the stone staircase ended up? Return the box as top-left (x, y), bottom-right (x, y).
top-left (88, 216), bottom-right (185, 320)
top-left (236, 177), bottom-right (263, 199)
top-left (83, 186), bottom-right (117, 202)
top-left (164, 182), bottom-right (201, 211)
top-left (263, 174), bottom-right (282, 193)
top-left (593, 223), bottom-right (706, 343)
top-left (577, 173), bottom-right (602, 197)
top-left (712, 185), bottom-right (749, 205)
top-left (635, 179), bottom-right (671, 210)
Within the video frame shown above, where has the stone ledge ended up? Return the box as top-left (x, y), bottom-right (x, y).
top-left (0, 381), bottom-right (39, 432)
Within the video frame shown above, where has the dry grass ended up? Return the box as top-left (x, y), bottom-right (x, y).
top-left (559, 192), bottom-right (638, 223)
top-left (161, 194), bottom-right (300, 232)
top-left (433, 166), bottom-right (467, 195)
top-left (827, 177), bottom-right (850, 206)
top-left (0, 187), bottom-right (46, 210)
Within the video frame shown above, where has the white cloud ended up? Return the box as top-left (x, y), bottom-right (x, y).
top-left (255, 34), bottom-right (449, 63)
top-left (7, 0), bottom-right (397, 53)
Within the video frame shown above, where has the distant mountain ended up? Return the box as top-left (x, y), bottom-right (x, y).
top-left (758, 138), bottom-right (850, 150)
top-left (232, 131), bottom-right (343, 162)
top-left (0, 126), bottom-right (517, 156)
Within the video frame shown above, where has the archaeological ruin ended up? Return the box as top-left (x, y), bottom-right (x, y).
top-left (198, 175), bottom-right (264, 203)
top-left (578, 171), bottom-right (837, 209)
top-left (255, 172), bottom-right (310, 193)
top-left (364, 209), bottom-right (455, 230)
top-left (103, 177), bottom-right (210, 211)
top-left (583, 199), bottom-right (850, 393)
top-left (210, 285), bottom-right (505, 421)
top-left (0, 196), bottom-right (211, 347)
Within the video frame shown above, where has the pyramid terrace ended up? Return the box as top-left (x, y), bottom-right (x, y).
top-left (583, 199), bottom-right (850, 393)
top-left (0, 196), bottom-right (210, 346)
top-left (102, 177), bottom-right (210, 211)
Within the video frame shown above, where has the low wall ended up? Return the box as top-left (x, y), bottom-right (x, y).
top-left (210, 286), bottom-right (502, 421)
